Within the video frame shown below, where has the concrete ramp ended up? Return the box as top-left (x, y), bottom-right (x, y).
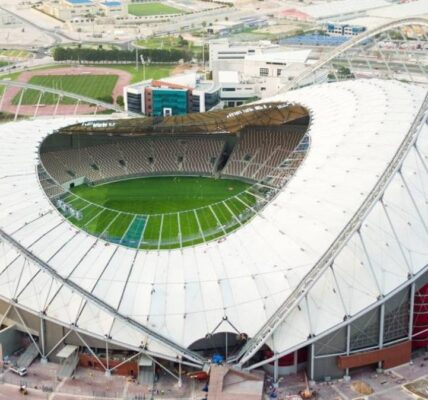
top-left (138, 355), bottom-right (155, 387)
top-left (0, 325), bottom-right (22, 360)
top-left (17, 342), bottom-right (39, 368)
top-left (57, 351), bottom-right (79, 380)
top-left (56, 345), bottom-right (79, 380)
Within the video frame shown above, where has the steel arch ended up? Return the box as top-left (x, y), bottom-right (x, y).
top-left (282, 17), bottom-right (428, 93)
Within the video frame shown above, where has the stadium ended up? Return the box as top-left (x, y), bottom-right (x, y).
top-left (0, 18), bottom-right (427, 395)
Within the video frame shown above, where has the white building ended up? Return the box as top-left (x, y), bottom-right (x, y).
top-left (209, 39), bottom-right (280, 79)
top-left (38, 0), bottom-right (126, 21)
top-left (218, 71), bottom-right (258, 108)
top-left (210, 39), bottom-right (312, 101)
top-left (298, 0), bottom-right (390, 22)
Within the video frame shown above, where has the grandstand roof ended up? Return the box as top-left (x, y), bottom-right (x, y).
top-left (0, 79), bottom-right (427, 363)
top-left (58, 103), bottom-right (308, 136)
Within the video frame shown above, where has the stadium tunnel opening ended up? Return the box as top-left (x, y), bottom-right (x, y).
top-left (37, 102), bottom-right (310, 250)
top-left (188, 331), bottom-right (250, 361)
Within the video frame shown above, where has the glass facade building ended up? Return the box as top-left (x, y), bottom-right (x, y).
top-left (152, 89), bottom-right (189, 116)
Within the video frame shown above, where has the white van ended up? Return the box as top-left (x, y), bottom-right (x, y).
top-left (10, 366), bottom-right (28, 376)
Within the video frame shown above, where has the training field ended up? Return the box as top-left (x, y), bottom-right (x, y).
top-left (128, 2), bottom-right (183, 16)
top-left (12, 74), bottom-right (119, 105)
top-left (0, 49), bottom-right (30, 59)
top-left (62, 176), bottom-right (257, 249)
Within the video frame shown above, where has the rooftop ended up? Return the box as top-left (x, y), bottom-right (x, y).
top-left (300, 0), bottom-right (389, 21)
top-left (101, 1), bottom-right (122, 7)
top-left (65, 0), bottom-right (93, 4)
top-left (245, 49), bottom-right (311, 64)
top-left (368, 0), bottom-right (428, 19)
top-left (0, 79), bottom-right (426, 363)
top-left (127, 73), bottom-right (221, 94)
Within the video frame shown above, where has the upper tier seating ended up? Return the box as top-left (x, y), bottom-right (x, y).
top-left (40, 126), bottom-right (308, 189)
top-left (41, 136), bottom-right (226, 185)
top-left (222, 125), bottom-right (307, 184)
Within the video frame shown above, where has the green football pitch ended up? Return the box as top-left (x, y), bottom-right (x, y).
top-left (12, 74), bottom-right (118, 105)
top-left (61, 176), bottom-right (258, 249)
top-left (128, 2), bottom-right (183, 16)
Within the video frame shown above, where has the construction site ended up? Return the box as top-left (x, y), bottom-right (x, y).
top-left (0, 342), bottom-right (427, 399)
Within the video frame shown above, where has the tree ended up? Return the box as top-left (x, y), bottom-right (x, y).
top-left (116, 95), bottom-right (124, 107)
top-left (52, 46), bottom-right (193, 63)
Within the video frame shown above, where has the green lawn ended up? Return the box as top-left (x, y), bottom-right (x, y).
top-left (128, 2), bottom-right (183, 16)
top-left (2, 63), bottom-right (173, 86)
top-left (0, 49), bottom-right (30, 59)
top-left (63, 176), bottom-right (256, 249)
top-left (2, 64), bottom-right (173, 106)
top-left (12, 74), bottom-right (119, 105)
top-left (136, 35), bottom-right (202, 50)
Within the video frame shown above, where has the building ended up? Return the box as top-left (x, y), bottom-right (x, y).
top-left (282, 0), bottom-right (390, 23)
top-left (99, 1), bottom-right (125, 16)
top-left (208, 39), bottom-right (279, 77)
top-left (243, 50), bottom-right (311, 80)
top-left (325, 23), bottom-right (366, 37)
top-left (366, 0), bottom-right (428, 20)
top-left (38, 0), bottom-right (126, 21)
top-left (206, 16), bottom-right (269, 37)
top-left (209, 39), bottom-right (312, 100)
top-left (218, 71), bottom-right (258, 108)
top-left (124, 73), bottom-right (221, 116)
top-left (0, 77), bottom-right (426, 384)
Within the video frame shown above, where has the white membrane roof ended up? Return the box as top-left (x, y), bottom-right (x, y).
top-left (300, 0), bottom-right (389, 20)
top-left (0, 79), bottom-right (427, 362)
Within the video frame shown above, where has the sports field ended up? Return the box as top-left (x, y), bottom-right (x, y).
top-left (12, 74), bottom-right (118, 105)
top-left (61, 176), bottom-right (257, 249)
top-left (128, 2), bottom-right (183, 16)
top-left (0, 49), bottom-right (30, 59)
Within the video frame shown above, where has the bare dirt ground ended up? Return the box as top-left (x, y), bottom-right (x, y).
top-left (274, 352), bottom-right (428, 400)
top-left (171, 63), bottom-right (198, 75)
top-left (1, 66), bottom-right (132, 116)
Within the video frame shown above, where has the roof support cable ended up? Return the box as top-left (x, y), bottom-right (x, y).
top-left (399, 170), bottom-right (428, 236)
top-left (0, 228), bottom-right (205, 365)
top-left (380, 198), bottom-right (413, 277)
top-left (235, 91), bottom-right (428, 367)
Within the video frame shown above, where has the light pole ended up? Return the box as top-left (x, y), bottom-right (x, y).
top-left (136, 46), bottom-right (139, 71)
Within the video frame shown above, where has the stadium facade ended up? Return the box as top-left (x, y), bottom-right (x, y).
top-left (0, 77), bottom-right (427, 382)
